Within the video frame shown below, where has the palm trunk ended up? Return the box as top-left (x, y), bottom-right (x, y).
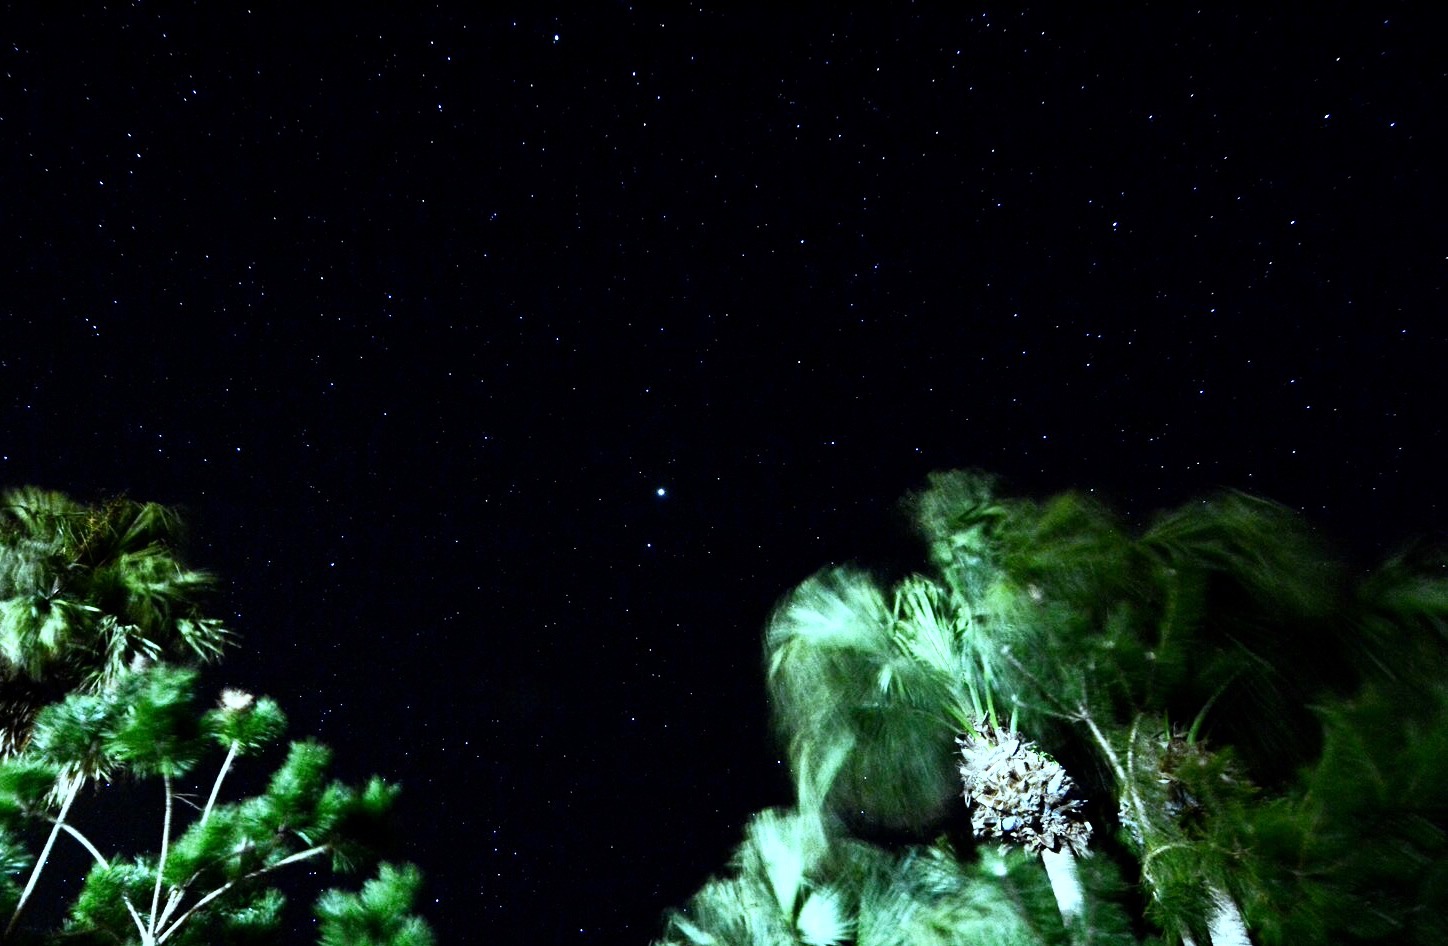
top-left (1040, 847), bottom-right (1085, 928)
top-left (1205, 887), bottom-right (1251, 946)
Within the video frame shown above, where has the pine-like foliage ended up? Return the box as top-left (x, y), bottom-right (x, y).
top-left (0, 489), bottom-right (434, 946)
top-left (655, 469), bottom-right (1448, 946)
top-left (314, 863), bottom-right (436, 946)
top-left (0, 661), bottom-right (428, 945)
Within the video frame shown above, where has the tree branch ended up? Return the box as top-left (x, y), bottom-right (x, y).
top-left (6, 774), bottom-right (82, 940)
top-left (154, 844), bottom-right (329, 945)
top-left (147, 773), bottom-right (175, 941)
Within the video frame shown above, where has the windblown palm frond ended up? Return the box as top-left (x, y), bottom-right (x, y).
top-left (1237, 672), bottom-right (1448, 946)
top-left (847, 838), bottom-right (1142, 946)
top-left (1350, 545), bottom-right (1448, 686)
top-left (853, 843), bottom-right (1045, 946)
top-left (0, 489), bottom-right (232, 756)
top-left (1133, 494), bottom-right (1352, 783)
top-left (765, 569), bottom-right (971, 831)
top-left (655, 808), bottom-right (841, 946)
top-left (1140, 492), bottom-right (1342, 624)
top-left (902, 469), bottom-right (1015, 605)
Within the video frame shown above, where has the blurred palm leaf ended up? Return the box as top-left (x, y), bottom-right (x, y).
top-left (0, 489), bottom-right (232, 755)
top-left (765, 568), bottom-right (977, 832)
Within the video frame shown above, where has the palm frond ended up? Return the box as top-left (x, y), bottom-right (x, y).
top-left (766, 569), bottom-right (963, 830)
top-left (796, 885), bottom-right (853, 946)
top-left (901, 469), bottom-right (1015, 604)
top-left (657, 808), bottom-right (835, 946)
top-left (0, 491), bottom-right (234, 755)
top-left (731, 808), bottom-right (831, 917)
top-left (854, 844), bottom-right (1052, 946)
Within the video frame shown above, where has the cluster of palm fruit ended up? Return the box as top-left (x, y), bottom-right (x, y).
top-left (654, 470), bottom-right (1448, 946)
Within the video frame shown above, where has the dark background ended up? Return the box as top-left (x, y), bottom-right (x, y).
top-left (2, 6), bottom-right (1442, 943)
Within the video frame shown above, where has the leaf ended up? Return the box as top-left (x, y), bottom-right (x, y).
top-left (314, 862), bottom-right (436, 946)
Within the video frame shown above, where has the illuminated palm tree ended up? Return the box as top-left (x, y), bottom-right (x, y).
top-left (658, 470), bottom-right (1448, 946)
top-left (763, 567), bottom-right (1113, 937)
top-left (0, 488), bottom-right (231, 755)
top-left (903, 470), bottom-right (1421, 946)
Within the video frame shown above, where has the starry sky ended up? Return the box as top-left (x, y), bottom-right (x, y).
top-left (1, 6), bottom-right (1443, 943)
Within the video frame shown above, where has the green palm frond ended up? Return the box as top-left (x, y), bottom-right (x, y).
top-left (996, 492), bottom-right (1144, 619)
top-left (658, 873), bottom-right (799, 946)
top-left (766, 568), bottom-right (964, 830)
top-left (0, 490), bottom-right (234, 755)
top-left (1351, 546), bottom-right (1448, 686)
top-left (796, 884), bottom-right (853, 946)
top-left (852, 844), bottom-right (1054, 946)
top-left (732, 808), bottom-right (830, 917)
top-left (890, 577), bottom-right (965, 684)
top-left (0, 488), bottom-right (83, 540)
top-left (658, 808), bottom-right (833, 946)
top-left (1140, 492), bottom-right (1341, 621)
top-left (1235, 671), bottom-right (1448, 946)
top-left (902, 469), bottom-right (1015, 604)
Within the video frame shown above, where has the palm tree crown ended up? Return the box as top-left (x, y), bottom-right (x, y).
top-left (0, 489), bottom-right (231, 755)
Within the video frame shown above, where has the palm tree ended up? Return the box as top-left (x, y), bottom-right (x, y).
top-left (763, 567), bottom-right (1112, 937)
top-left (657, 469), bottom-right (1448, 946)
top-left (0, 489), bottom-right (231, 755)
top-left (902, 470), bottom-right (1419, 946)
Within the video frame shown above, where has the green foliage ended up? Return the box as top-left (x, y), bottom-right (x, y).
top-left (107, 665), bottom-right (205, 778)
top-left (0, 489), bottom-right (233, 756)
top-left (325, 777), bottom-right (404, 873)
top-left (0, 671), bottom-right (429, 945)
top-left (256, 740), bottom-right (334, 835)
top-left (0, 761), bottom-right (61, 812)
top-left (656, 809), bottom-right (1140, 946)
top-left (314, 862), bottom-right (435, 946)
top-left (765, 569), bottom-right (978, 831)
top-left (1236, 674), bottom-right (1448, 945)
top-left (659, 469), bottom-right (1448, 946)
top-left (27, 693), bottom-right (121, 781)
top-left (850, 844), bottom-right (1058, 946)
top-left (0, 489), bottom-right (432, 945)
top-left (66, 858), bottom-right (153, 937)
top-left (203, 694), bottom-right (286, 753)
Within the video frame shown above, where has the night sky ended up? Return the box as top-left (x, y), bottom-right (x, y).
top-left (2, 6), bottom-right (1443, 943)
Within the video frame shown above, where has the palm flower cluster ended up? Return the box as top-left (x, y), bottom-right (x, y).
top-left (957, 721), bottom-right (1091, 857)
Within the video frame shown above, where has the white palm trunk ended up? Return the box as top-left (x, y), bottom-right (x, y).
top-left (1082, 713), bottom-right (1253, 946)
top-left (1205, 887), bottom-right (1251, 946)
top-left (1040, 847), bottom-right (1085, 927)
